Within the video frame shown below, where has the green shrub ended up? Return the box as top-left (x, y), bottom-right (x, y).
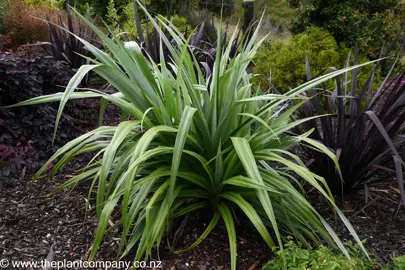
top-left (72, 0), bottom-right (127, 16)
top-left (106, 0), bottom-right (119, 26)
top-left (254, 27), bottom-right (340, 93)
top-left (6, 6), bottom-right (372, 270)
top-left (253, 26), bottom-right (382, 93)
top-left (263, 241), bottom-right (379, 270)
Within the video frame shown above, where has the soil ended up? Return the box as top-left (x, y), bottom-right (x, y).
top-left (1, 90), bottom-right (405, 269)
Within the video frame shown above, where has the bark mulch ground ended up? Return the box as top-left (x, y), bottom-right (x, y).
top-left (1, 163), bottom-right (405, 269)
top-left (329, 189), bottom-right (405, 263)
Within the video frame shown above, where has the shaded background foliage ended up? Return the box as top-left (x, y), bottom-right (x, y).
top-left (2, 0), bottom-right (58, 48)
top-left (60, 0), bottom-right (185, 17)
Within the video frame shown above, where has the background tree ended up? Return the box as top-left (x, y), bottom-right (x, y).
top-left (288, 0), bottom-right (405, 59)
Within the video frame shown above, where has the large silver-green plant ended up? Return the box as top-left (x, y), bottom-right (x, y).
top-left (5, 2), bottom-right (374, 269)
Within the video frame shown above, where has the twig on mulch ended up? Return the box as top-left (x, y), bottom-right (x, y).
top-left (352, 196), bottom-right (381, 218)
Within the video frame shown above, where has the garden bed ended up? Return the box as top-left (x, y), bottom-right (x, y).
top-left (1, 97), bottom-right (405, 269)
top-left (1, 157), bottom-right (404, 269)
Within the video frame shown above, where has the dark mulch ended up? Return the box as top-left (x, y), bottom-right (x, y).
top-left (327, 189), bottom-right (405, 263)
top-left (0, 165), bottom-right (108, 264)
top-left (2, 161), bottom-right (405, 270)
top-left (160, 214), bottom-right (270, 269)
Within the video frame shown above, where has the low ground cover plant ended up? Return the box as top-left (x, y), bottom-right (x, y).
top-left (391, 256), bottom-right (405, 269)
top-left (263, 241), bottom-right (405, 270)
top-left (5, 3), bottom-right (377, 269)
top-left (263, 241), bottom-right (379, 270)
